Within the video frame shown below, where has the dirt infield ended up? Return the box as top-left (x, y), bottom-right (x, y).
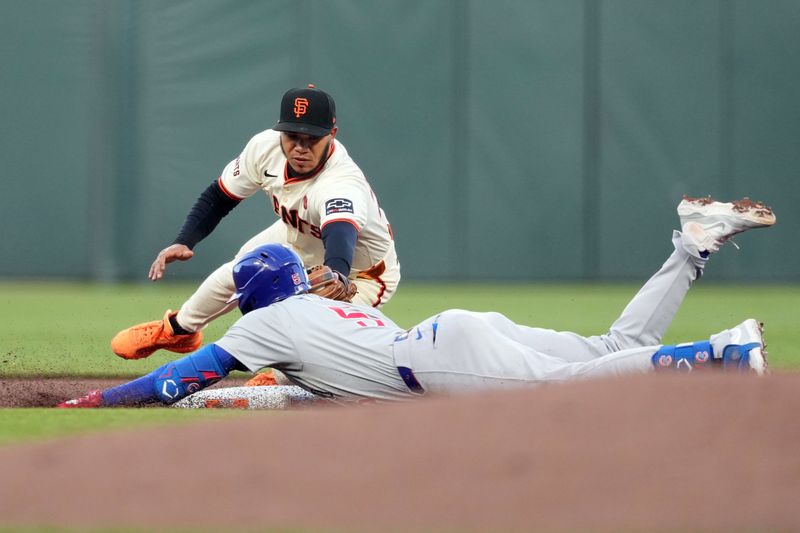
top-left (1, 373), bottom-right (800, 532)
top-left (0, 377), bottom-right (127, 407)
top-left (0, 377), bottom-right (247, 408)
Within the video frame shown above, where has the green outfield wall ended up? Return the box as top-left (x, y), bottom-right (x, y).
top-left (2, 0), bottom-right (798, 281)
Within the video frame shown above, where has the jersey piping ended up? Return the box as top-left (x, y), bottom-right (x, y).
top-left (321, 218), bottom-right (361, 233)
top-left (217, 177), bottom-right (245, 201)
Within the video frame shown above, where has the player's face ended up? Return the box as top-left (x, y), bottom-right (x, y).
top-left (280, 128), bottom-right (337, 175)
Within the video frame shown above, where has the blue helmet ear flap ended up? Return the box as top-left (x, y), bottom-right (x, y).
top-left (229, 244), bottom-right (311, 314)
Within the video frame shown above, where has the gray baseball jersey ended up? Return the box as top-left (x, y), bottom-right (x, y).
top-left (216, 294), bottom-right (412, 401)
top-left (215, 232), bottom-right (701, 401)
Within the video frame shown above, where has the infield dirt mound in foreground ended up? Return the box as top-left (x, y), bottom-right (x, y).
top-left (1, 373), bottom-right (799, 532)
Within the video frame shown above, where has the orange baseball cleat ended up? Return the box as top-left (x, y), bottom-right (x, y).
top-left (244, 370), bottom-right (279, 387)
top-left (111, 309), bottom-right (203, 360)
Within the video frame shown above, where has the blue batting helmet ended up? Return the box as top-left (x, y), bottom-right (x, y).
top-left (228, 244), bottom-right (311, 314)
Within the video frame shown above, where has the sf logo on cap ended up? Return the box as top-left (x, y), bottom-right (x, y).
top-left (294, 97), bottom-right (309, 117)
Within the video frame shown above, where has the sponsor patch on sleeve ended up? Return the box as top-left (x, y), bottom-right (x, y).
top-left (325, 198), bottom-right (354, 215)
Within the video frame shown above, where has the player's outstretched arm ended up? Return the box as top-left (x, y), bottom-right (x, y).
top-left (149, 244), bottom-right (194, 281)
top-left (148, 181), bottom-right (242, 281)
top-left (58, 344), bottom-right (247, 408)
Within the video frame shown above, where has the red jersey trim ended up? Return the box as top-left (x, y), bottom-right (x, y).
top-left (370, 277), bottom-right (387, 307)
top-left (320, 218), bottom-right (361, 233)
top-left (217, 177), bottom-right (245, 200)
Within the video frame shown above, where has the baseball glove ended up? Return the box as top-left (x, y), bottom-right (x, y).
top-left (307, 265), bottom-right (358, 302)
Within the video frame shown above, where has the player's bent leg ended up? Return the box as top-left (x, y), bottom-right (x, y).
top-left (352, 276), bottom-right (389, 307)
top-left (352, 263), bottom-right (399, 308)
top-left (588, 197), bottom-right (776, 356)
top-left (461, 311), bottom-right (608, 363)
top-left (175, 260), bottom-right (240, 332)
top-left (595, 231), bottom-right (704, 353)
top-left (177, 221), bottom-right (294, 330)
top-left (113, 222), bottom-right (292, 360)
top-left (57, 344), bottom-right (246, 408)
top-left (540, 345), bottom-right (659, 381)
top-left (111, 309), bottom-right (203, 360)
top-left (234, 219), bottom-right (289, 257)
top-left (510, 231), bottom-right (706, 363)
top-left (395, 310), bottom-right (608, 392)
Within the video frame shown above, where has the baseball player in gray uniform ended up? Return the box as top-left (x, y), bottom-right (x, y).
top-left (59, 196), bottom-right (775, 408)
top-left (110, 84), bottom-right (400, 365)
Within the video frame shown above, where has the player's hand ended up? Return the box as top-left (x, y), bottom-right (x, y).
top-left (149, 244), bottom-right (194, 281)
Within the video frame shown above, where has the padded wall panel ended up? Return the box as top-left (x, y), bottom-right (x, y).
top-left (0, 1), bottom-right (99, 277)
top-left (465, 0), bottom-right (585, 279)
top-left (597, 1), bottom-right (723, 279)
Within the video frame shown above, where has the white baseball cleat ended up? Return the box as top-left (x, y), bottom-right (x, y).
top-left (678, 195), bottom-right (776, 255)
top-left (710, 319), bottom-right (769, 376)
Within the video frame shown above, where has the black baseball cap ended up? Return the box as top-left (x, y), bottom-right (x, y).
top-left (273, 84), bottom-right (336, 137)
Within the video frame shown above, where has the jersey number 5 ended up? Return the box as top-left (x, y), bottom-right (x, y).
top-left (328, 306), bottom-right (385, 327)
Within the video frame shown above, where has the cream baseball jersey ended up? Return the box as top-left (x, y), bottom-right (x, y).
top-left (217, 129), bottom-right (394, 274)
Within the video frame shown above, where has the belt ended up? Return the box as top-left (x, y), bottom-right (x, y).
top-left (397, 366), bottom-right (425, 395)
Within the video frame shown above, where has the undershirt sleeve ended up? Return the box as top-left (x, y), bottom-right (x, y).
top-left (321, 221), bottom-right (359, 277)
top-left (173, 181), bottom-right (241, 249)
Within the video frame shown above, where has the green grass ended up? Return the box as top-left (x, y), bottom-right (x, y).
top-left (0, 282), bottom-right (239, 377)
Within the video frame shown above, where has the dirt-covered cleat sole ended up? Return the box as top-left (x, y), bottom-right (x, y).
top-left (111, 309), bottom-right (203, 360)
top-left (57, 389), bottom-right (104, 408)
top-left (710, 318), bottom-right (769, 376)
top-left (678, 196), bottom-right (776, 254)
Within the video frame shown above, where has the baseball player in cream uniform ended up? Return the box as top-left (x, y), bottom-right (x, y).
top-left (111, 85), bottom-right (399, 361)
top-left (183, 128), bottom-right (398, 326)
